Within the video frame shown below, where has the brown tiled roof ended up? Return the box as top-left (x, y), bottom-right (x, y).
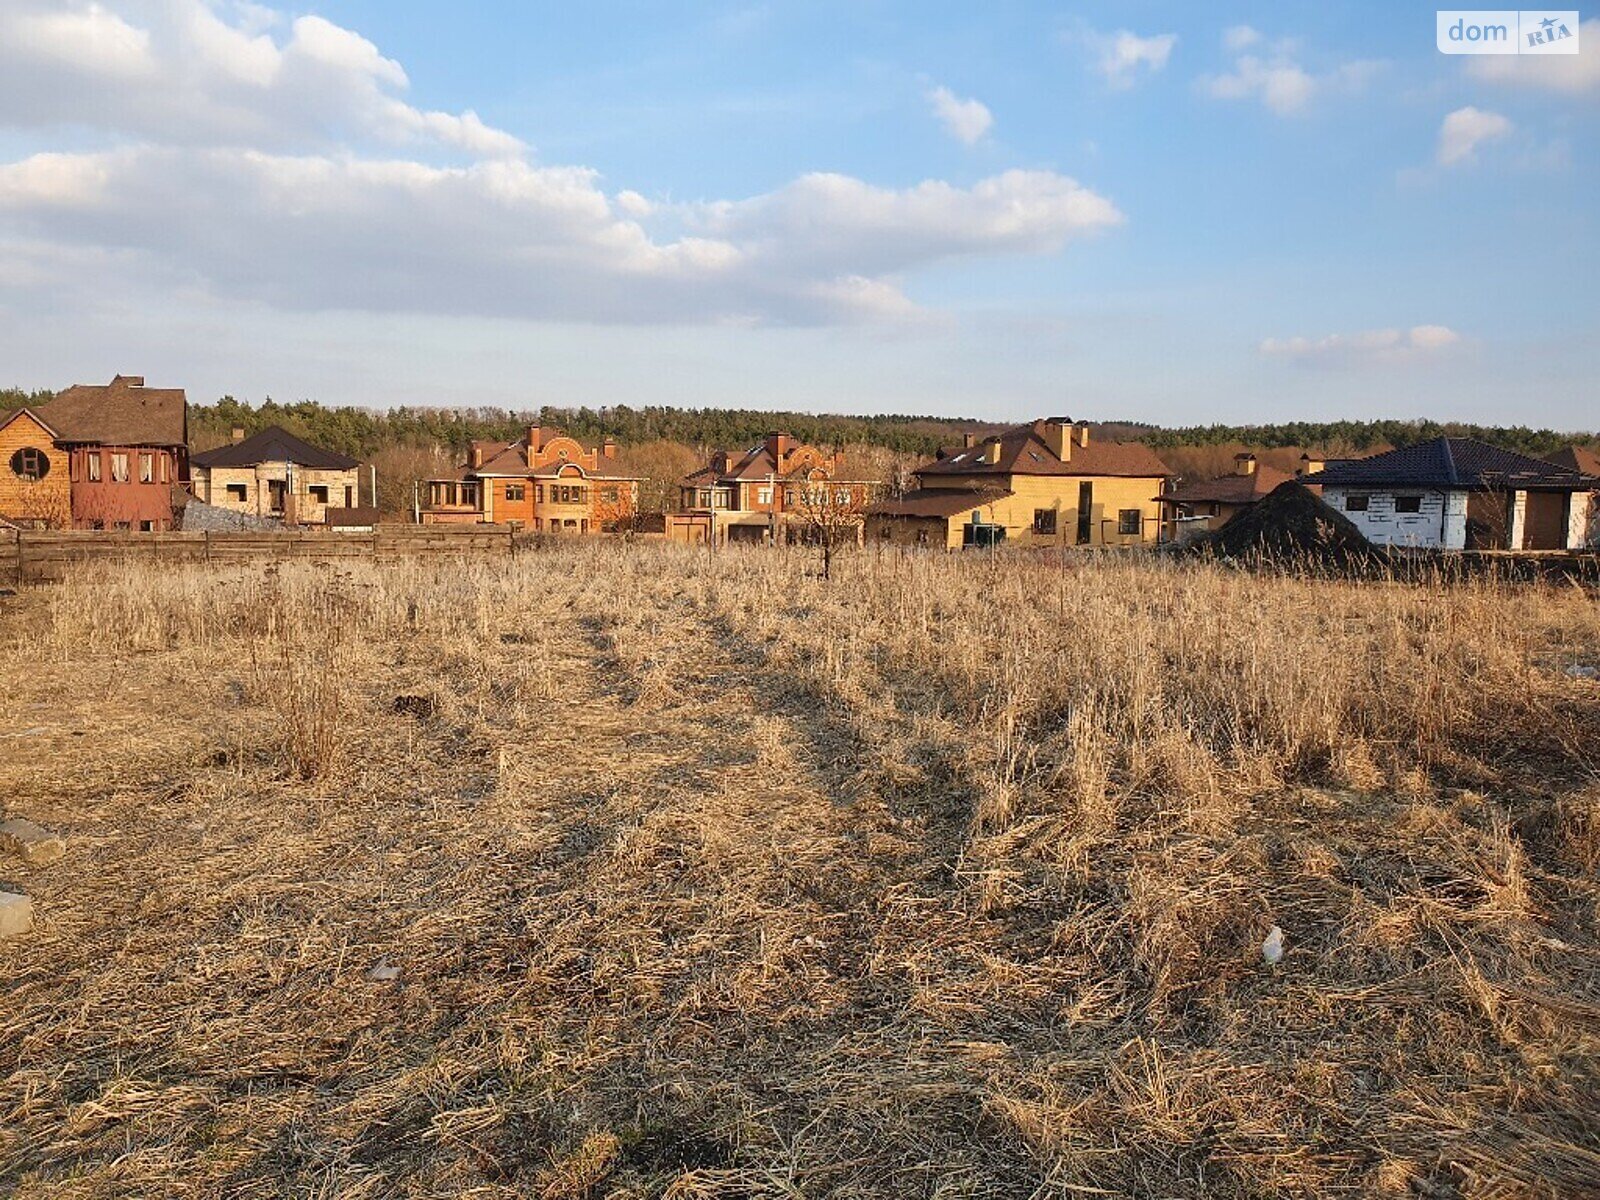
top-left (1164, 464), bottom-right (1295, 505)
top-left (34, 375), bottom-right (186, 447)
top-left (870, 486), bottom-right (1013, 518)
top-left (915, 420), bottom-right (1171, 481)
top-left (0, 407), bottom-right (58, 439)
top-left (1545, 445), bottom-right (1600, 477)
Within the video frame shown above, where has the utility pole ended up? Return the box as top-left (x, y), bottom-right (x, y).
top-left (370, 464), bottom-right (377, 510)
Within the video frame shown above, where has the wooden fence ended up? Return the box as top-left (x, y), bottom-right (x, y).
top-left (1, 526), bottom-right (525, 585)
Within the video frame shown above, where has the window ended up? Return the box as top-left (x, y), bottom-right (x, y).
top-left (159, 454), bottom-right (168, 483)
top-left (139, 521), bottom-right (155, 532)
top-left (113, 521), bottom-right (131, 531)
top-left (836, 488), bottom-right (851, 505)
top-left (268, 479), bottom-right (287, 511)
top-left (552, 484), bottom-right (586, 505)
top-left (111, 453), bottom-right (129, 482)
top-left (1033, 508), bottom-right (1057, 536)
top-left (139, 452), bottom-right (153, 482)
top-left (87, 452), bottom-right (101, 482)
top-left (1118, 509), bottom-right (1142, 536)
top-left (226, 483), bottom-right (248, 502)
top-left (1345, 495), bottom-right (1369, 513)
top-left (344, 486), bottom-right (354, 507)
top-left (1076, 481), bottom-right (1094, 544)
top-left (535, 484), bottom-right (545, 503)
top-left (309, 484), bottom-right (329, 504)
top-left (757, 486), bottom-right (773, 505)
top-left (1395, 495), bottom-right (1423, 514)
top-left (505, 483), bottom-right (525, 502)
top-left (9, 447), bottom-right (49, 481)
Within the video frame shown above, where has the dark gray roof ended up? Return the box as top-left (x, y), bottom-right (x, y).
top-left (1315, 437), bottom-right (1598, 492)
top-left (192, 425), bottom-right (359, 471)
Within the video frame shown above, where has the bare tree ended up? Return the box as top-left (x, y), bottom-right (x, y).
top-left (782, 468), bottom-right (875, 580)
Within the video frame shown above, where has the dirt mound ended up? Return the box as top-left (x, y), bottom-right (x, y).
top-left (1196, 480), bottom-right (1371, 562)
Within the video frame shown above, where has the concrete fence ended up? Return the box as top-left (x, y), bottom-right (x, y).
top-left (1, 525), bottom-right (525, 585)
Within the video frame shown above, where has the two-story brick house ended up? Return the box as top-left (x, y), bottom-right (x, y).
top-left (33, 375), bottom-right (189, 530)
top-left (420, 424), bottom-right (640, 532)
top-left (666, 433), bottom-right (879, 545)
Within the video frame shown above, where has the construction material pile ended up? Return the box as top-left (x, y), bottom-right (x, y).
top-left (1197, 480), bottom-right (1372, 563)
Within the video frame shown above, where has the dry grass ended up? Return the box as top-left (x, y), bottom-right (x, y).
top-left (1, 543), bottom-right (1598, 1198)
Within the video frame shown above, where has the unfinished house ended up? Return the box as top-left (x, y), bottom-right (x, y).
top-left (666, 433), bottom-right (879, 545)
top-left (1545, 446), bottom-right (1600, 548)
top-left (1315, 437), bottom-right (1598, 550)
top-left (33, 375), bottom-right (188, 531)
top-left (420, 424), bottom-right (640, 533)
top-left (191, 426), bottom-right (362, 525)
top-left (866, 419), bottom-right (1172, 550)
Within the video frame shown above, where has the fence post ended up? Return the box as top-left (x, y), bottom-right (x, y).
top-left (205, 529), bottom-right (211, 563)
top-left (14, 530), bottom-right (23, 587)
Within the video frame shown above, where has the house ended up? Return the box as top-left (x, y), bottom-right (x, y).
top-left (1158, 453), bottom-right (1296, 542)
top-left (665, 433), bottom-right (879, 545)
top-left (866, 418), bottom-right (1172, 550)
top-left (1544, 445), bottom-right (1600, 548)
top-left (0, 408), bottom-right (72, 529)
top-left (1315, 437), bottom-right (1597, 551)
top-left (419, 424), bottom-right (640, 532)
top-left (33, 375), bottom-right (188, 530)
top-left (191, 426), bottom-right (362, 525)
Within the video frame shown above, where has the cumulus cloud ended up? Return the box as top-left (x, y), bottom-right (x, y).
top-left (1465, 18), bottom-right (1600, 94)
top-left (1199, 29), bottom-right (1378, 115)
top-left (1085, 29), bottom-right (1178, 88)
top-left (925, 85), bottom-right (993, 145)
top-left (1260, 325), bottom-right (1461, 363)
top-left (0, 1), bottom-right (1123, 327)
top-left (1436, 106), bottom-right (1512, 166)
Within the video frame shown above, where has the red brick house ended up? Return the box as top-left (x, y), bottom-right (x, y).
top-left (34, 375), bottom-right (189, 530)
top-left (419, 424), bottom-right (640, 532)
top-left (666, 433), bottom-right (879, 545)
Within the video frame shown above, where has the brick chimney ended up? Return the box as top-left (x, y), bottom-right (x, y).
top-left (962, 432), bottom-right (977, 449)
top-left (1078, 425), bottom-right (1090, 448)
top-left (1041, 417), bottom-right (1073, 463)
top-left (470, 443), bottom-right (485, 469)
top-left (766, 432), bottom-right (792, 467)
top-left (1297, 453), bottom-right (1325, 477)
top-left (230, 427), bottom-right (246, 444)
top-left (526, 425), bottom-right (542, 455)
top-left (982, 439), bottom-right (1003, 465)
top-left (1235, 453), bottom-right (1258, 476)
top-left (602, 437), bottom-right (616, 460)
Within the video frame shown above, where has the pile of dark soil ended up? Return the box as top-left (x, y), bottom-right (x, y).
top-left (1195, 480), bottom-right (1372, 563)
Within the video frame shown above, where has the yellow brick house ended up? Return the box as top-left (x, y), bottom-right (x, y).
top-left (0, 408), bottom-right (71, 529)
top-left (866, 418), bottom-right (1173, 549)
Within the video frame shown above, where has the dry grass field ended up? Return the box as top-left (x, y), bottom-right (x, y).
top-left (2, 543), bottom-right (1599, 1198)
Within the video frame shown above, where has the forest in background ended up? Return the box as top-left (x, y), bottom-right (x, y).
top-left (5, 387), bottom-right (1596, 518)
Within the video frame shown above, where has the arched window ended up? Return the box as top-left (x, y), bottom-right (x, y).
top-left (10, 447), bottom-right (49, 481)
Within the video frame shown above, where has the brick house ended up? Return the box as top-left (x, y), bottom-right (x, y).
top-left (0, 408), bottom-right (72, 529)
top-left (191, 426), bottom-right (362, 525)
top-left (33, 375), bottom-right (188, 531)
top-left (866, 419), bottom-right (1172, 550)
top-left (420, 424), bottom-right (640, 532)
top-left (1157, 453), bottom-right (1297, 543)
top-left (666, 433), bottom-right (879, 545)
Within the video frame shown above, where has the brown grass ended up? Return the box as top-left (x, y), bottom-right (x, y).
top-left (1, 543), bottom-right (1598, 1197)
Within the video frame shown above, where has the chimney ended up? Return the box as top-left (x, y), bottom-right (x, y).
top-left (1041, 417), bottom-right (1073, 463)
top-left (113, 374), bottom-right (145, 388)
top-left (470, 444), bottom-right (485, 469)
top-left (230, 427), bottom-right (246, 444)
top-left (602, 437), bottom-right (616, 460)
top-left (766, 432), bottom-right (792, 465)
top-left (1078, 426), bottom-right (1090, 448)
top-left (1235, 453), bottom-right (1258, 476)
top-left (982, 440), bottom-right (1003, 465)
top-left (962, 432), bottom-right (977, 449)
top-left (526, 425), bottom-right (541, 454)
top-left (1297, 453), bottom-right (1325, 477)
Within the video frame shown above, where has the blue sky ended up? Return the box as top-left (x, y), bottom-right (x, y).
top-left (0, 2), bottom-right (1594, 428)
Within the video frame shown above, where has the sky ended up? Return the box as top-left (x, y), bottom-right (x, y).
top-left (0, 1), bottom-right (1595, 429)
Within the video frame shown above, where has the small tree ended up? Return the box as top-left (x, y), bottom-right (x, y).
top-left (783, 468), bottom-right (874, 580)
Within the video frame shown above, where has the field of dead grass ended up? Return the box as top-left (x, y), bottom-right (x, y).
top-left (1, 542), bottom-right (1598, 1198)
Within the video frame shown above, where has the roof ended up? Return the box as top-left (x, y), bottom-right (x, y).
top-left (191, 425), bottom-right (359, 470)
top-left (869, 486), bottom-right (1014, 518)
top-left (0, 407), bottom-right (58, 439)
top-left (915, 420), bottom-right (1172, 481)
top-left (34, 375), bottom-right (186, 447)
top-left (1545, 445), bottom-right (1600, 478)
top-left (1314, 437), bottom-right (1598, 492)
top-left (1164, 463), bottom-right (1296, 506)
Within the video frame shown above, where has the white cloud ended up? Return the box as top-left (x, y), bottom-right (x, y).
top-left (1465, 18), bottom-right (1600, 95)
top-left (925, 85), bottom-right (993, 145)
top-left (1222, 25), bottom-right (1261, 52)
top-left (1436, 106), bottom-right (1512, 166)
top-left (1087, 29), bottom-right (1178, 88)
top-left (1260, 325), bottom-right (1461, 363)
top-left (0, 2), bottom-right (1124, 327)
top-left (1199, 30), bottom-right (1378, 115)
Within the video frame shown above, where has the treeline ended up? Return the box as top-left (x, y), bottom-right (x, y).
top-left (1143, 419), bottom-right (1599, 457)
top-left (5, 387), bottom-right (1594, 459)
